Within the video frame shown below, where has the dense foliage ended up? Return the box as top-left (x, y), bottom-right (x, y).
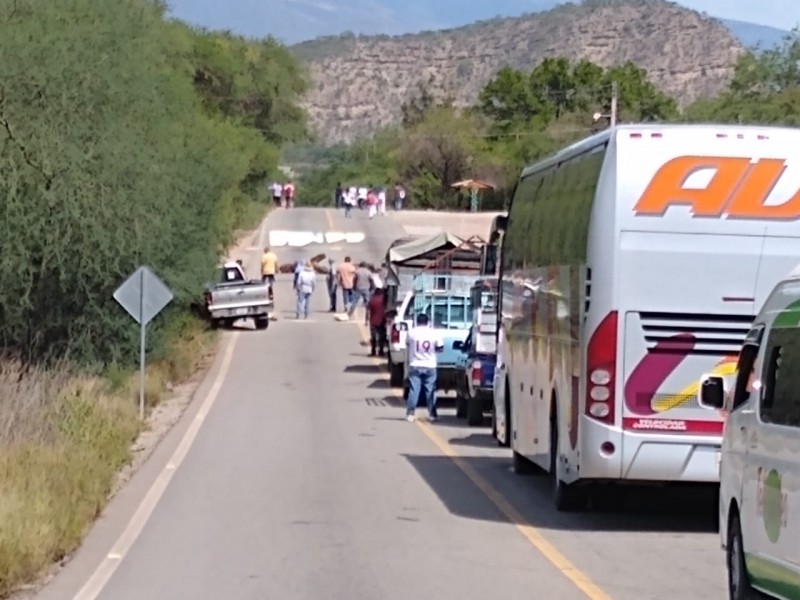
top-left (0, 0), bottom-right (307, 365)
top-left (297, 36), bottom-right (800, 210)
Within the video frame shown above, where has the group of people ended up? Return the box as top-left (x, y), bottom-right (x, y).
top-left (259, 247), bottom-right (388, 354)
top-left (260, 245), bottom-right (442, 421)
top-left (270, 180), bottom-right (296, 208)
top-left (334, 183), bottom-right (407, 218)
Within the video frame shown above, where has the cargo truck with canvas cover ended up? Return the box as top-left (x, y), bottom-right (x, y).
top-left (500, 124), bottom-right (800, 511)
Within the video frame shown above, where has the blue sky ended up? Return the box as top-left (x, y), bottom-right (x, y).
top-left (164, 0), bottom-right (799, 44)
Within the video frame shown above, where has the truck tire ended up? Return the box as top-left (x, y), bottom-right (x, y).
top-left (389, 361), bottom-right (403, 388)
top-left (550, 413), bottom-right (587, 512)
top-left (255, 317), bottom-right (269, 330)
top-left (455, 394), bottom-right (467, 419)
top-left (467, 395), bottom-right (483, 426)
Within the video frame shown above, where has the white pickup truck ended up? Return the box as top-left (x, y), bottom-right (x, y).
top-left (202, 262), bottom-right (273, 330)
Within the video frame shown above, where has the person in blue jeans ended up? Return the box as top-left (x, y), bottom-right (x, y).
top-left (295, 261), bottom-right (316, 319)
top-left (404, 313), bottom-right (444, 422)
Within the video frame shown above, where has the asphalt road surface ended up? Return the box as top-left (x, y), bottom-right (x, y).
top-left (32, 207), bottom-right (728, 600)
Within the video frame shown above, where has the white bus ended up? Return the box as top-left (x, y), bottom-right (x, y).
top-left (499, 124), bottom-right (800, 511)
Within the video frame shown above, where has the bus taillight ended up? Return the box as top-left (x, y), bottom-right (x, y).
top-left (586, 311), bottom-right (618, 425)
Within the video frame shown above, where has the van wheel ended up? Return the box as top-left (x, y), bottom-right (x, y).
top-left (550, 415), bottom-right (587, 512)
top-left (255, 317), bottom-right (269, 330)
top-left (389, 361), bottom-right (403, 387)
top-left (727, 510), bottom-right (758, 599)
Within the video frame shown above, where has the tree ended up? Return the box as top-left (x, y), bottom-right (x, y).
top-left (0, 0), bottom-right (307, 364)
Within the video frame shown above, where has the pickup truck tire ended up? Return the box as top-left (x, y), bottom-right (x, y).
top-left (389, 362), bottom-right (403, 388)
top-left (255, 317), bottom-right (269, 330)
top-left (466, 395), bottom-right (483, 426)
top-left (455, 394), bottom-right (467, 419)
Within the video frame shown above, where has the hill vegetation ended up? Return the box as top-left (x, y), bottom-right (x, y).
top-left (296, 33), bottom-right (800, 211)
top-left (292, 0), bottom-right (746, 143)
top-left (0, 0), bottom-right (306, 595)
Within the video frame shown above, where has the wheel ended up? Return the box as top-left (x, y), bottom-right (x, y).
top-left (491, 408), bottom-right (498, 438)
top-left (255, 317), bottom-right (269, 330)
top-left (550, 414), bottom-right (587, 512)
top-left (389, 361), bottom-right (403, 387)
top-left (455, 394), bottom-right (467, 418)
top-left (500, 389), bottom-right (511, 447)
top-left (466, 395), bottom-right (483, 426)
top-left (727, 510), bottom-right (758, 599)
top-left (209, 319), bottom-right (220, 330)
top-left (512, 451), bottom-right (538, 475)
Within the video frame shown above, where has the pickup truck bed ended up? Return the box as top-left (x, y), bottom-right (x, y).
top-left (204, 263), bottom-right (273, 330)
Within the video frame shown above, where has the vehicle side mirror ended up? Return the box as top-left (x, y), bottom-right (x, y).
top-left (698, 374), bottom-right (726, 410)
top-left (453, 340), bottom-right (463, 350)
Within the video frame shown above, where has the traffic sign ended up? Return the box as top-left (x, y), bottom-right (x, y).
top-left (113, 266), bottom-right (174, 419)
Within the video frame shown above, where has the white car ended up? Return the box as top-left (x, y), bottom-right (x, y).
top-left (700, 262), bottom-right (800, 600)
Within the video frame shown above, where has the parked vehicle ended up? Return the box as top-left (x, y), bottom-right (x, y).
top-left (700, 263), bottom-right (800, 600)
top-left (500, 124), bottom-right (800, 512)
top-left (397, 274), bottom-right (476, 403)
top-left (454, 279), bottom-right (498, 426)
top-left (384, 232), bottom-right (484, 387)
top-left (203, 261), bottom-right (273, 330)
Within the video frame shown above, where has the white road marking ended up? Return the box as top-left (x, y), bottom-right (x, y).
top-left (72, 333), bottom-right (240, 600)
top-left (267, 230), bottom-right (366, 248)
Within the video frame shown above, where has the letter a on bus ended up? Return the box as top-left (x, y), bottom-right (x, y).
top-left (633, 155), bottom-right (800, 220)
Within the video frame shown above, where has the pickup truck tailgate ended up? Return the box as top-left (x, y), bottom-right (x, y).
top-left (209, 285), bottom-right (271, 309)
top-left (438, 329), bottom-right (470, 367)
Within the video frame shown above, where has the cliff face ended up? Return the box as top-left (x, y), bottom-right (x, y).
top-left (293, 1), bottom-right (746, 144)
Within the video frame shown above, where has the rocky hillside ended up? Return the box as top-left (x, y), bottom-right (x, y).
top-left (293, 0), bottom-right (746, 144)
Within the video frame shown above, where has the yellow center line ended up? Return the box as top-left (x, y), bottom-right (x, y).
top-left (354, 322), bottom-right (613, 600)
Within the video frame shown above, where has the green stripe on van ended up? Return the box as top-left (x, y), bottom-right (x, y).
top-left (746, 553), bottom-right (800, 598)
top-left (773, 298), bottom-right (800, 329)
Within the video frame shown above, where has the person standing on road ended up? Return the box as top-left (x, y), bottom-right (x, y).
top-left (261, 246), bottom-right (279, 299)
top-left (377, 186), bottom-right (387, 216)
top-left (336, 256), bottom-right (357, 313)
top-left (394, 183), bottom-right (406, 211)
top-left (344, 187), bottom-right (356, 218)
top-left (326, 257), bottom-right (338, 312)
top-left (284, 181), bottom-right (296, 209)
top-left (271, 181), bottom-right (283, 208)
top-left (347, 261), bottom-right (374, 323)
top-left (367, 288), bottom-right (387, 357)
top-left (357, 185), bottom-right (368, 210)
top-left (295, 262), bottom-right (316, 320)
top-left (405, 313), bottom-right (443, 422)
top-left (366, 188), bottom-right (378, 219)
top-left (335, 182), bottom-right (343, 209)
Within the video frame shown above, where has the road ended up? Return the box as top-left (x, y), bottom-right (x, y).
top-left (32, 207), bottom-right (727, 600)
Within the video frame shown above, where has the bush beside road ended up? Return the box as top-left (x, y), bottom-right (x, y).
top-left (0, 0), bottom-right (302, 594)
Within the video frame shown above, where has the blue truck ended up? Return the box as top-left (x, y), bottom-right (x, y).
top-left (454, 279), bottom-right (498, 426)
top-left (401, 273), bottom-right (478, 405)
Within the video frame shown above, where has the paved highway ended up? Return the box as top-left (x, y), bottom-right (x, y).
top-left (31, 207), bottom-right (727, 600)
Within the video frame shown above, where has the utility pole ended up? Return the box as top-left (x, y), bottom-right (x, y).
top-left (610, 81), bottom-right (618, 127)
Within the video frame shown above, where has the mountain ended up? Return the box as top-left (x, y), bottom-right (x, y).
top-left (294, 1), bottom-right (746, 144)
top-left (166, 0), bottom-right (790, 49)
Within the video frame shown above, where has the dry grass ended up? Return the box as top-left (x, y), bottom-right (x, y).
top-left (0, 314), bottom-right (215, 597)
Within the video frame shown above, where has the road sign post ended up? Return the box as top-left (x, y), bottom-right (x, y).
top-left (113, 266), bottom-right (174, 420)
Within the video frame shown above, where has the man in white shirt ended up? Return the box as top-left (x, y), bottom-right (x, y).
top-left (357, 186), bottom-right (368, 209)
top-left (271, 181), bottom-right (282, 207)
top-left (404, 313), bottom-right (444, 422)
top-left (377, 186), bottom-right (387, 215)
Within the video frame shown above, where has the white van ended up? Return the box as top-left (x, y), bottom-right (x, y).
top-left (700, 263), bottom-right (800, 599)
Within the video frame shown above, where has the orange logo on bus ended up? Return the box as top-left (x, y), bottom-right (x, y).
top-left (634, 155), bottom-right (800, 220)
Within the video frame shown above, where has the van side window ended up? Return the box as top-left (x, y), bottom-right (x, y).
top-left (760, 325), bottom-right (800, 427)
top-left (731, 343), bottom-right (759, 412)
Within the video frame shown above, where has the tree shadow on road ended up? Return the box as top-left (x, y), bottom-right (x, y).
top-left (403, 453), bottom-right (719, 534)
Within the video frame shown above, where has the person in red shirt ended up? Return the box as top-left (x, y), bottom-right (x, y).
top-left (366, 288), bottom-right (387, 356)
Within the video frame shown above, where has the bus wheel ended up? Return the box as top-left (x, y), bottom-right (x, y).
top-left (550, 416), bottom-right (587, 512)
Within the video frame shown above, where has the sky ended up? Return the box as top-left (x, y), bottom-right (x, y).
top-left (164, 0), bottom-right (800, 45)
